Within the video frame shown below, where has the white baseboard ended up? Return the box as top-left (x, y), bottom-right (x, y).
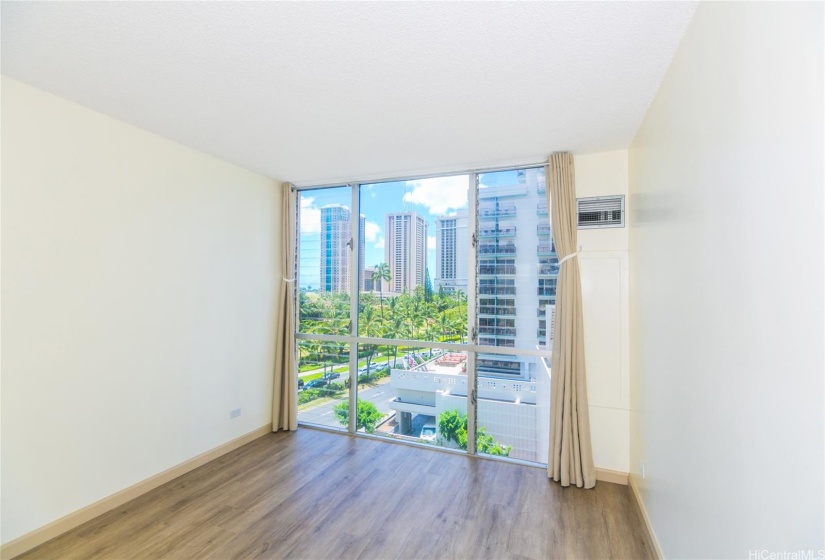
top-left (595, 467), bottom-right (629, 485)
top-left (0, 425), bottom-right (272, 560)
top-left (628, 473), bottom-right (665, 559)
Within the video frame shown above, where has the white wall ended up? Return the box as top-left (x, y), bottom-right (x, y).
top-left (628, 3), bottom-right (824, 558)
top-left (0, 77), bottom-right (281, 545)
top-left (577, 150), bottom-right (631, 474)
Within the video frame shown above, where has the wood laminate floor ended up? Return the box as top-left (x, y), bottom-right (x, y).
top-left (19, 428), bottom-right (653, 560)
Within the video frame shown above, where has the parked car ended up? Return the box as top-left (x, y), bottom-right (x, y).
top-left (304, 379), bottom-right (328, 389)
top-left (298, 378), bottom-right (305, 389)
top-left (420, 417), bottom-right (437, 442)
top-left (326, 372), bottom-right (341, 380)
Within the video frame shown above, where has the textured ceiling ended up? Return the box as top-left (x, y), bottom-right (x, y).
top-left (1, 1), bottom-right (696, 184)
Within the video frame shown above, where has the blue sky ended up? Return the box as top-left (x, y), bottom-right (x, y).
top-left (298, 170), bottom-right (527, 289)
top-left (298, 175), bottom-right (469, 289)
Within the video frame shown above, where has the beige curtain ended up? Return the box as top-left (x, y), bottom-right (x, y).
top-left (272, 182), bottom-right (298, 431)
top-left (546, 153), bottom-right (596, 488)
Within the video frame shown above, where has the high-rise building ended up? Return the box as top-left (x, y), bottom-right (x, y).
top-left (476, 167), bottom-right (558, 378)
top-left (384, 212), bottom-right (427, 294)
top-left (319, 205), bottom-right (365, 293)
top-left (434, 209), bottom-right (469, 293)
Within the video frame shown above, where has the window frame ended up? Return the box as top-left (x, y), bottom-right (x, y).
top-left (293, 162), bottom-right (553, 462)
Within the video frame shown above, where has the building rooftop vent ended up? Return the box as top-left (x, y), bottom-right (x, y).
top-left (576, 195), bottom-right (625, 229)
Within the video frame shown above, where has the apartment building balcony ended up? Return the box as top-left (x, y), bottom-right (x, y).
top-left (478, 306), bottom-right (516, 317)
top-left (479, 287), bottom-right (517, 296)
top-left (537, 224), bottom-right (552, 236)
top-left (478, 206), bottom-right (517, 220)
top-left (537, 245), bottom-right (555, 256)
top-left (538, 263), bottom-right (559, 275)
top-left (479, 243), bottom-right (516, 256)
top-left (478, 337), bottom-right (516, 348)
top-left (478, 184), bottom-right (528, 198)
top-left (478, 326), bottom-right (517, 337)
top-left (537, 288), bottom-right (556, 297)
top-left (479, 265), bottom-right (517, 276)
top-left (537, 181), bottom-right (546, 194)
top-left (478, 225), bottom-right (517, 238)
top-left (537, 203), bottom-right (548, 215)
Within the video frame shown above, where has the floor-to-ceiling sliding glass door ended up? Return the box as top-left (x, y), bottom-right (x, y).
top-left (295, 166), bottom-right (555, 465)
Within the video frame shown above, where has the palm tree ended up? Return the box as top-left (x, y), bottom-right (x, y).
top-left (388, 296), bottom-right (398, 321)
top-left (360, 305), bottom-right (380, 381)
top-left (371, 263), bottom-right (392, 320)
top-left (439, 313), bottom-right (451, 342)
top-left (449, 314), bottom-right (467, 344)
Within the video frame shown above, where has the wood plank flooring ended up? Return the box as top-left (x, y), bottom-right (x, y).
top-left (18, 428), bottom-right (653, 560)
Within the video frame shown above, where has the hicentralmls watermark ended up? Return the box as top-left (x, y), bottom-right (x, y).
top-left (749, 551), bottom-right (825, 560)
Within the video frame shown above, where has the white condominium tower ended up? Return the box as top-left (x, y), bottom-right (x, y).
top-left (434, 209), bottom-right (469, 294)
top-left (319, 205), bottom-right (365, 293)
top-left (476, 167), bottom-right (557, 377)
top-left (385, 212), bottom-right (428, 294)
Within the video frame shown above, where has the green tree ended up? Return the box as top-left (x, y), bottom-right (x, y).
top-left (333, 399), bottom-right (383, 433)
top-left (477, 428), bottom-right (511, 456)
top-left (438, 409), bottom-right (465, 446)
top-left (359, 305), bottom-right (380, 382)
top-left (424, 268), bottom-right (433, 302)
top-left (436, 409), bottom-right (510, 456)
top-left (439, 313), bottom-right (451, 342)
top-left (371, 263), bottom-right (392, 320)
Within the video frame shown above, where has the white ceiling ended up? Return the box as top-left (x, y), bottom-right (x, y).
top-left (1, 1), bottom-right (696, 185)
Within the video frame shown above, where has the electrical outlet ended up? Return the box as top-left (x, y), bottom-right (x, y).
top-left (230, 408), bottom-right (241, 419)
top-left (639, 460), bottom-right (646, 479)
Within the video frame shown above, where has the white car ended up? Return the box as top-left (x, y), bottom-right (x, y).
top-left (420, 418), bottom-right (437, 442)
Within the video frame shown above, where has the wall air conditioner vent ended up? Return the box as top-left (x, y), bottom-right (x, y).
top-left (576, 195), bottom-right (625, 229)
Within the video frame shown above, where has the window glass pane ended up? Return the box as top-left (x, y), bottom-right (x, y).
top-left (476, 353), bottom-right (551, 462)
top-left (298, 187), bottom-right (352, 335)
top-left (477, 167), bottom-right (556, 355)
top-left (358, 176), bottom-right (469, 342)
top-left (356, 343), bottom-right (467, 454)
top-left (297, 340), bottom-right (350, 429)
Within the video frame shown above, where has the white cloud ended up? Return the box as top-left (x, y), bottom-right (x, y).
top-left (364, 220), bottom-right (381, 243)
top-left (375, 236), bottom-right (385, 250)
top-left (427, 235), bottom-right (436, 250)
top-left (299, 196), bottom-right (320, 234)
top-left (403, 175), bottom-right (469, 215)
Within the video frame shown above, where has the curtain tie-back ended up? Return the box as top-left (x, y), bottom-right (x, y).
top-left (282, 277), bottom-right (295, 283)
top-left (558, 251), bottom-right (579, 267)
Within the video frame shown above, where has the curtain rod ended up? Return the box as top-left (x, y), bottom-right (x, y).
top-left (290, 160), bottom-right (550, 191)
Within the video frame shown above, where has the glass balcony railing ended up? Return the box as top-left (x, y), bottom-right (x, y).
top-left (479, 244), bottom-right (517, 255)
top-left (478, 337), bottom-right (516, 348)
top-left (479, 287), bottom-right (517, 296)
top-left (537, 224), bottom-right (552, 236)
top-left (537, 203), bottom-right (548, 215)
top-left (537, 245), bottom-right (555, 256)
top-left (478, 226), bottom-right (517, 238)
top-left (479, 206), bottom-right (517, 219)
top-left (479, 266), bottom-right (517, 275)
top-left (478, 326), bottom-right (517, 337)
top-left (478, 306), bottom-right (516, 317)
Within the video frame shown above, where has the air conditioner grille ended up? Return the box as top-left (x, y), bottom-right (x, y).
top-left (577, 195), bottom-right (624, 229)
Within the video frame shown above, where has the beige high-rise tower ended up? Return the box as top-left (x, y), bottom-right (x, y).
top-left (384, 212), bottom-right (427, 294)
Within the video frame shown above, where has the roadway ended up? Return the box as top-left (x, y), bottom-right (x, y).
top-left (298, 381), bottom-right (399, 429)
